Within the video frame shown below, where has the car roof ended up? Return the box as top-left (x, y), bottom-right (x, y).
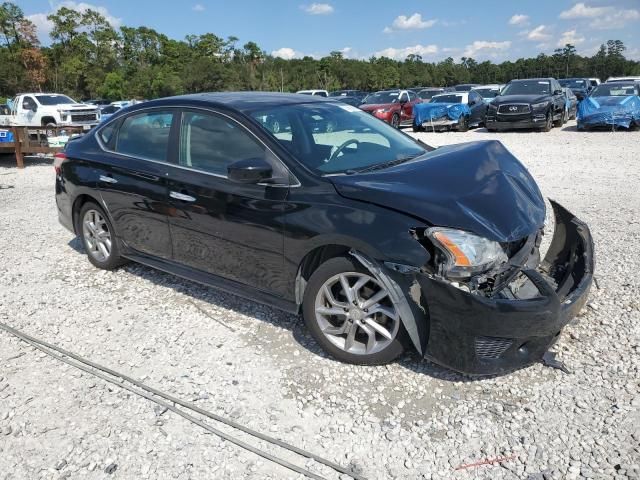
top-left (472, 84), bottom-right (502, 89)
top-left (126, 92), bottom-right (337, 114)
top-left (433, 92), bottom-right (468, 99)
top-left (509, 78), bottom-right (553, 82)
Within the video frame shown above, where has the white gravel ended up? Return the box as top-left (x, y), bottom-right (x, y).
top-left (0, 120), bottom-right (639, 480)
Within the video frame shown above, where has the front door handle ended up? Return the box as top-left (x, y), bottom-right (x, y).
top-left (99, 175), bottom-right (117, 184)
top-left (170, 191), bottom-right (196, 202)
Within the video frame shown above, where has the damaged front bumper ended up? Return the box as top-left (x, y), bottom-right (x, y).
top-left (366, 200), bottom-right (594, 376)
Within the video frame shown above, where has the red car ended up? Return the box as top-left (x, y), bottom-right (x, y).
top-left (359, 89), bottom-right (422, 128)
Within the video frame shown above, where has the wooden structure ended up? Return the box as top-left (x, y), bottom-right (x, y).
top-left (0, 126), bottom-right (88, 168)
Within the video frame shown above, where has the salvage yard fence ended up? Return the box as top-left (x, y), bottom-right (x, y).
top-left (0, 126), bottom-right (87, 168)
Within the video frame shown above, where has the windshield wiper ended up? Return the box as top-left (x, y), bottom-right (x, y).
top-left (351, 153), bottom-right (423, 174)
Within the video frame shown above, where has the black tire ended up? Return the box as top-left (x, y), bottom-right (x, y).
top-left (302, 256), bottom-right (405, 365)
top-left (457, 115), bottom-right (469, 132)
top-left (78, 201), bottom-right (126, 270)
top-left (412, 124), bottom-right (425, 132)
top-left (554, 109), bottom-right (565, 127)
top-left (542, 112), bottom-right (553, 132)
top-left (390, 113), bottom-right (400, 129)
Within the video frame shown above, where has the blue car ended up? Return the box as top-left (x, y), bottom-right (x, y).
top-left (577, 83), bottom-right (640, 130)
top-left (413, 91), bottom-right (486, 132)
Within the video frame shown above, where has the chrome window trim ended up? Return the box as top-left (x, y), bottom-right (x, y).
top-left (94, 105), bottom-right (301, 188)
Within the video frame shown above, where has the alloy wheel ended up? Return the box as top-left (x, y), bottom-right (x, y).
top-left (82, 209), bottom-right (112, 262)
top-left (314, 272), bottom-right (400, 355)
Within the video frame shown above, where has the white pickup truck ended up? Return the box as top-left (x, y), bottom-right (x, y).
top-left (0, 93), bottom-right (101, 130)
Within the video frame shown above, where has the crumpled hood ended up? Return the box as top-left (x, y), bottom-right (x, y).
top-left (493, 94), bottom-right (549, 105)
top-left (330, 140), bottom-right (546, 243)
top-left (577, 95), bottom-right (640, 127)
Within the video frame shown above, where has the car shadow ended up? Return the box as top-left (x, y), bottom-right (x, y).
top-left (68, 238), bottom-right (523, 383)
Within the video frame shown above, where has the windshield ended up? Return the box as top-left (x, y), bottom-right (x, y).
top-left (35, 94), bottom-right (76, 105)
top-left (473, 88), bottom-right (500, 98)
top-left (417, 89), bottom-right (442, 99)
top-left (250, 102), bottom-right (426, 175)
top-left (431, 94), bottom-right (463, 104)
top-left (591, 84), bottom-right (638, 97)
top-left (502, 81), bottom-right (551, 96)
top-left (362, 91), bottom-right (400, 104)
top-left (558, 79), bottom-right (587, 89)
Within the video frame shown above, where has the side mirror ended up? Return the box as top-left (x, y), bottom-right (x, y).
top-left (469, 99), bottom-right (476, 106)
top-left (554, 89), bottom-right (563, 96)
top-left (227, 158), bottom-right (273, 184)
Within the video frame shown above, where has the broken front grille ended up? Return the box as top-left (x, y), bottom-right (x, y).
top-left (475, 336), bottom-right (513, 359)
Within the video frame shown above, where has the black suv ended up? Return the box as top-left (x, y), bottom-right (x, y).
top-left (558, 78), bottom-right (591, 101)
top-left (54, 93), bottom-right (593, 375)
top-left (485, 78), bottom-right (567, 131)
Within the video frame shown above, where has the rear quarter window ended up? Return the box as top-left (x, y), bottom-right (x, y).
top-left (114, 110), bottom-right (174, 162)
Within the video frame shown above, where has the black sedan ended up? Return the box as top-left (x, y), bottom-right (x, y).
top-left (55, 93), bottom-right (594, 375)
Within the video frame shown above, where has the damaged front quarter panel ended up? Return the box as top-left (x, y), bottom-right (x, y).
top-left (353, 200), bottom-right (594, 376)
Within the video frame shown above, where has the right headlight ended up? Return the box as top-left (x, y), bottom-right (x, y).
top-left (428, 227), bottom-right (508, 279)
top-left (531, 101), bottom-right (549, 110)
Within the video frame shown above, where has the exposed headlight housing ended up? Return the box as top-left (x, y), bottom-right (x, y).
top-left (428, 227), bottom-right (508, 279)
top-left (531, 101), bottom-right (549, 110)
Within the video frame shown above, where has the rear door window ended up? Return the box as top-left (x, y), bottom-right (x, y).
top-left (114, 110), bottom-right (174, 162)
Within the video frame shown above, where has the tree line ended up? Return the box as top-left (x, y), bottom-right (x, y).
top-left (1, 1), bottom-right (638, 102)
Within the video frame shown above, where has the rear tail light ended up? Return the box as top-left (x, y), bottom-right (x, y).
top-left (54, 152), bottom-right (67, 175)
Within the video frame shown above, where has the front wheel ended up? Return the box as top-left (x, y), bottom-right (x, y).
top-left (390, 113), bottom-right (400, 129)
top-left (303, 256), bottom-right (404, 365)
top-left (554, 109), bottom-right (565, 127)
top-left (457, 115), bottom-right (469, 132)
top-left (542, 112), bottom-right (553, 132)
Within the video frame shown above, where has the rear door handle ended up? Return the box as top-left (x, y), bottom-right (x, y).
top-left (99, 175), bottom-right (117, 184)
top-left (170, 191), bottom-right (196, 202)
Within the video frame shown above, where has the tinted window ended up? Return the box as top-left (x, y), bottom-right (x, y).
top-left (99, 122), bottom-right (118, 146)
top-left (362, 91), bottom-right (401, 104)
top-left (22, 96), bottom-right (36, 109)
top-left (591, 84), bottom-right (638, 97)
top-left (502, 81), bottom-right (551, 95)
top-left (431, 94), bottom-right (463, 104)
top-left (115, 110), bottom-right (174, 162)
top-left (179, 111), bottom-right (265, 176)
top-left (35, 94), bottom-right (76, 105)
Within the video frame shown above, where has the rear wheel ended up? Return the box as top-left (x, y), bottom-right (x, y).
top-left (78, 202), bottom-right (126, 270)
top-left (303, 256), bottom-right (404, 365)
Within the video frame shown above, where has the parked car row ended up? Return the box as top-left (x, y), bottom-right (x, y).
top-left (301, 75), bottom-right (637, 133)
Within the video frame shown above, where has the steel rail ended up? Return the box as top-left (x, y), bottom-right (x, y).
top-left (0, 323), bottom-right (367, 480)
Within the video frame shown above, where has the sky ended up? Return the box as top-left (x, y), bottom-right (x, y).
top-left (18, 0), bottom-right (640, 61)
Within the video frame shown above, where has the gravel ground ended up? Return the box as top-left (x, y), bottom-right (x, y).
top-left (0, 120), bottom-right (639, 480)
